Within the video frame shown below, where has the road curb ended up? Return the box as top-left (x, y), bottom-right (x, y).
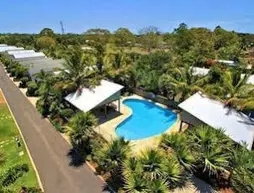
top-left (0, 88), bottom-right (44, 192)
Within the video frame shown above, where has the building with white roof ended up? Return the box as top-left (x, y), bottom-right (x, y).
top-left (7, 50), bottom-right (35, 55)
top-left (9, 52), bottom-right (46, 60)
top-left (192, 67), bottom-right (254, 85)
top-left (179, 92), bottom-right (254, 150)
top-left (0, 46), bottom-right (24, 52)
top-left (0, 44), bottom-right (7, 47)
top-left (65, 80), bottom-right (124, 114)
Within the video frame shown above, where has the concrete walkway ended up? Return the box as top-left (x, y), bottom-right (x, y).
top-left (0, 64), bottom-right (110, 193)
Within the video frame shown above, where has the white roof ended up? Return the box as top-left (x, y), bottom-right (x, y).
top-left (7, 50), bottom-right (35, 55)
top-left (192, 67), bottom-right (209, 76)
top-left (65, 80), bottom-right (124, 113)
top-left (12, 52), bottom-right (45, 59)
top-left (0, 44), bottom-right (7, 47)
top-left (179, 92), bottom-right (254, 150)
top-left (0, 46), bottom-right (24, 52)
top-left (191, 67), bottom-right (254, 85)
top-left (216, 60), bottom-right (235, 64)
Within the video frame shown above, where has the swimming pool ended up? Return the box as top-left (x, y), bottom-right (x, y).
top-left (115, 99), bottom-right (177, 140)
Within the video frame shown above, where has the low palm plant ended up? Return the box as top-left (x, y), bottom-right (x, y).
top-left (160, 133), bottom-right (195, 171)
top-left (187, 125), bottom-right (233, 176)
top-left (123, 149), bottom-right (186, 192)
top-left (95, 137), bottom-right (130, 175)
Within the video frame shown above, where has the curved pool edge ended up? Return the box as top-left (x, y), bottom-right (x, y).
top-left (115, 98), bottom-right (179, 142)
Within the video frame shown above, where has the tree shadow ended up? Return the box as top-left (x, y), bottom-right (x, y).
top-left (192, 176), bottom-right (216, 193)
top-left (67, 148), bottom-right (85, 167)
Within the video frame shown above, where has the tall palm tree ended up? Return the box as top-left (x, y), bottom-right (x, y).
top-left (60, 47), bottom-right (100, 94)
top-left (160, 133), bottom-right (194, 171)
top-left (158, 65), bottom-right (208, 101)
top-left (221, 69), bottom-right (254, 111)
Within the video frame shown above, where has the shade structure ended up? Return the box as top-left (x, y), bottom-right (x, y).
top-left (7, 50), bottom-right (35, 55)
top-left (179, 92), bottom-right (254, 150)
top-left (65, 80), bottom-right (124, 113)
top-left (0, 46), bottom-right (24, 52)
top-left (10, 52), bottom-right (45, 60)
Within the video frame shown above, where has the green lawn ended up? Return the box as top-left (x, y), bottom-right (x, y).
top-left (0, 103), bottom-right (39, 191)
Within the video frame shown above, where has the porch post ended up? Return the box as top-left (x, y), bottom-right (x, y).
top-left (118, 98), bottom-right (121, 113)
top-left (179, 121), bottom-right (183, 132)
top-left (104, 105), bottom-right (107, 118)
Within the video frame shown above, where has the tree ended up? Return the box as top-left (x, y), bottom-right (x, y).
top-left (158, 65), bottom-right (208, 101)
top-left (59, 47), bottom-right (101, 94)
top-left (35, 36), bottom-right (56, 50)
top-left (187, 125), bottom-right (233, 177)
top-left (67, 112), bottom-right (98, 156)
top-left (173, 23), bottom-right (194, 54)
top-left (114, 28), bottom-right (135, 48)
top-left (95, 137), bottom-right (130, 175)
top-left (139, 26), bottom-right (161, 52)
top-left (39, 28), bottom-right (55, 37)
top-left (123, 149), bottom-right (186, 192)
top-left (160, 133), bottom-right (194, 171)
top-left (134, 51), bottom-right (172, 92)
top-left (230, 146), bottom-right (254, 193)
top-left (220, 69), bottom-right (254, 110)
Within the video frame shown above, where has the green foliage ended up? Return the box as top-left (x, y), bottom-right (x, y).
top-left (26, 81), bottom-right (39, 96)
top-left (19, 76), bottom-right (30, 88)
top-left (36, 36), bottom-right (56, 50)
top-left (134, 51), bottom-right (172, 92)
top-left (160, 133), bottom-right (194, 171)
top-left (0, 164), bottom-right (29, 187)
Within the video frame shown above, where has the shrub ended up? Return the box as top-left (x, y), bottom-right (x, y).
top-left (26, 81), bottom-right (38, 96)
top-left (0, 164), bottom-right (29, 187)
top-left (60, 108), bottom-right (75, 119)
top-left (19, 77), bottom-right (30, 88)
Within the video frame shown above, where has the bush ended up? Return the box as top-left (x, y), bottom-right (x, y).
top-left (60, 108), bottom-right (75, 119)
top-left (10, 68), bottom-right (16, 77)
top-left (19, 77), bottom-right (30, 88)
top-left (0, 164), bottom-right (29, 187)
top-left (20, 187), bottom-right (43, 193)
top-left (26, 81), bottom-right (38, 96)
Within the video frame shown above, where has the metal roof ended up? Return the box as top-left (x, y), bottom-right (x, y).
top-left (11, 52), bottom-right (45, 59)
top-left (0, 46), bottom-right (24, 52)
top-left (7, 50), bottom-right (35, 55)
top-left (192, 67), bottom-right (210, 76)
top-left (179, 92), bottom-right (254, 150)
top-left (65, 80), bottom-right (124, 113)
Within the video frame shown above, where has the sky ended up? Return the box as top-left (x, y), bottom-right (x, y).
top-left (0, 0), bottom-right (254, 34)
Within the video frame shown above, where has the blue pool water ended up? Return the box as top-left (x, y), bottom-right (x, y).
top-left (115, 99), bottom-right (177, 140)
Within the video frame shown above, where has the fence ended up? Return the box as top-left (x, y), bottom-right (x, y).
top-left (132, 88), bottom-right (179, 109)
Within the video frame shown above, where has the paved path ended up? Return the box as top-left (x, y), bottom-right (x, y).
top-left (0, 65), bottom-right (110, 193)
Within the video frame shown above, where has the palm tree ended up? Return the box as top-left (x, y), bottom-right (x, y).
top-left (123, 150), bottom-right (185, 192)
top-left (158, 65), bottom-right (208, 101)
top-left (220, 69), bottom-right (254, 111)
top-left (230, 146), bottom-right (254, 193)
top-left (67, 112), bottom-right (97, 146)
top-left (139, 149), bottom-right (166, 181)
top-left (60, 47), bottom-right (100, 94)
top-left (187, 125), bottom-right (233, 176)
top-left (0, 151), bottom-right (4, 165)
top-left (160, 133), bottom-right (194, 171)
top-left (96, 137), bottom-right (130, 175)
top-left (145, 179), bottom-right (168, 193)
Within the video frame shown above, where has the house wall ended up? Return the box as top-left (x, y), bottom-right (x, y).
top-left (180, 111), bottom-right (204, 126)
top-left (133, 88), bottom-right (179, 109)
